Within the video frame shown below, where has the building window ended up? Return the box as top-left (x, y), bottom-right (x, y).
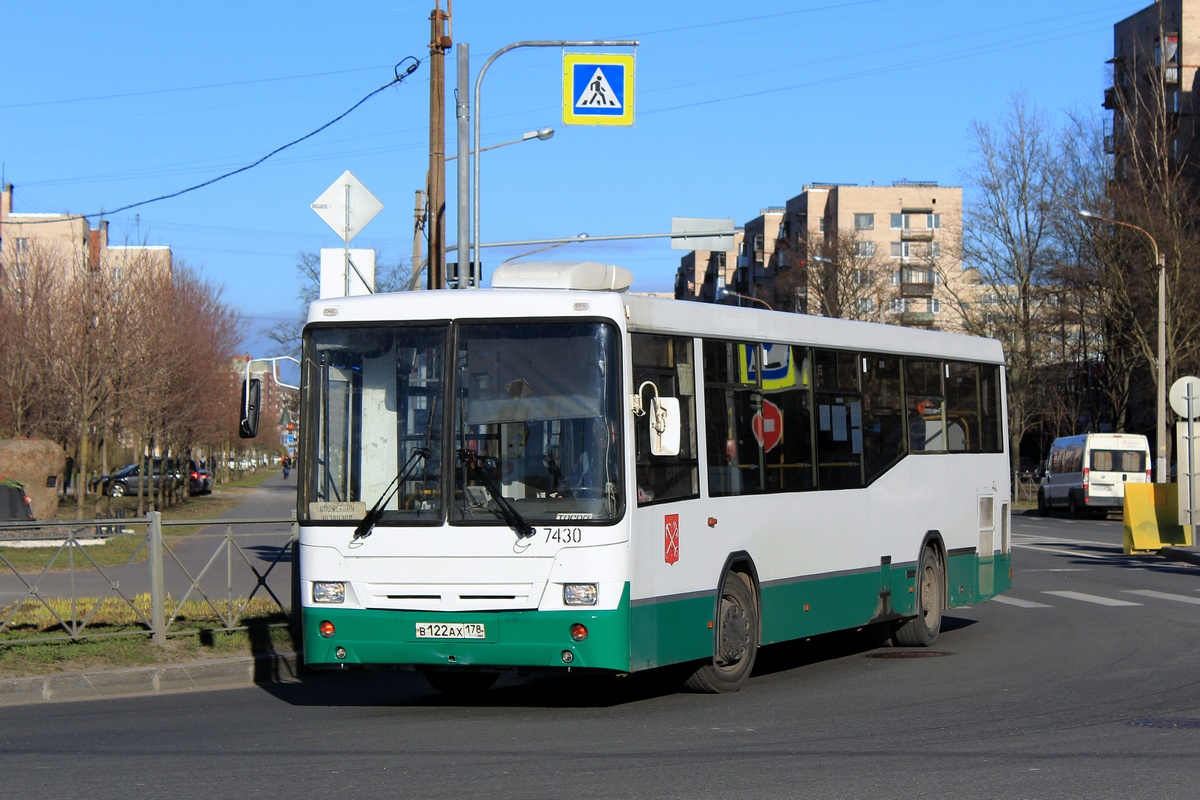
top-left (854, 213), bottom-right (874, 231)
top-left (890, 213), bottom-right (908, 230)
top-left (889, 298), bottom-right (909, 314)
top-left (929, 298), bottom-right (941, 313)
top-left (927, 213), bottom-right (941, 230)
top-left (927, 241), bottom-right (941, 259)
top-left (891, 269), bottom-right (901, 286)
top-left (818, 217), bottom-right (825, 233)
top-left (890, 242), bottom-right (911, 260)
top-left (857, 297), bottom-right (875, 314)
top-left (856, 241), bottom-right (875, 257)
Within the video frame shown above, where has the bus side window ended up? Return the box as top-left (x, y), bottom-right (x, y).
top-left (814, 348), bottom-right (863, 489)
top-left (905, 358), bottom-right (945, 454)
top-left (862, 353), bottom-right (902, 483)
top-left (945, 361), bottom-right (981, 452)
top-left (632, 334), bottom-right (699, 505)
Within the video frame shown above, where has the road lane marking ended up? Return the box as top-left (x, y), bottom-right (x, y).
top-left (1042, 591), bottom-right (1141, 606)
top-left (1123, 590), bottom-right (1200, 605)
top-left (991, 596), bottom-right (1053, 608)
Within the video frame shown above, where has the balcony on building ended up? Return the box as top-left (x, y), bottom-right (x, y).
top-left (901, 280), bottom-right (934, 298)
top-left (900, 311), bottom-right (935, 328)
top-left (900, 227), bottom-right (934, 242)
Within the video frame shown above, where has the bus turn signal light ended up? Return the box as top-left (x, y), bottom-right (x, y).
top-left (319, 620), bottom-right (336, 638)
top-left (570, 623), bottom-right (589, 642)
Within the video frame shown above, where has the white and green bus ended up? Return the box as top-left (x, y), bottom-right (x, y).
top-left (262, 261), bottom-right (1011, 694)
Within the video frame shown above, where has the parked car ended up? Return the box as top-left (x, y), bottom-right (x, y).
top-left (0, 481), bottom-right (35, 522)
top-left (1017, 456), bottom-right (1039, 481)
top-left (95, 459), bottom-right (182, 498)
top-left (188, 466), bottom-right (213, 496)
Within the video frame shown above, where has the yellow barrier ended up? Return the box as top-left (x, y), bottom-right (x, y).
top-left (1123, 483), bottom-right (1193, 553)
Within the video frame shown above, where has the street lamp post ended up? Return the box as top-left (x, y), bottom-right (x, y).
top-left (718, 286), bottom-right (773, 310)
top-left (500, 232), bottom-right (588, 265)
top-left (417, 128), bottom-right (555, 290)
top-left (1079, 209), bottom-right (1169, 483)
top-left (470, 39), bottom-right (637, 288)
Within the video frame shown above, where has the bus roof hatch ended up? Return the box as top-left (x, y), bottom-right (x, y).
top-left (491, 261), bottom-right (634, 292)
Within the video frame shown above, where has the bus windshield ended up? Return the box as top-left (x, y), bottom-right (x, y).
top-left (301, 325), bottom-right (447, 525)
top-left (300, 320), bottom-right (623, 527)
top-left (453, 321), bottom-right (623, 524)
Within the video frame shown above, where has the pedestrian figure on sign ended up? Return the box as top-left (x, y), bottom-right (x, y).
top-left (587, 75), bottom-right (612, 106)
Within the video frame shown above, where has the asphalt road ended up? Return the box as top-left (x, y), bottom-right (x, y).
top-left (2, 510), bottom-right (1199, 799)
top-left (0, 473), bottom-right (297, 605)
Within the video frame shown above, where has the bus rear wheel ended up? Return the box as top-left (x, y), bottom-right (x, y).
top-left (421, 669), bottom-right (500, 696)
top-left (685, 570), bottom-right (759, 693)
top-left (893, 548), bottom-right (943, 647)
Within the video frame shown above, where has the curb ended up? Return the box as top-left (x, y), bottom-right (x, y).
top-left (0, 651), bottom-right (300, 706)
top-left (1159, 546), bottom-right (1200, 567)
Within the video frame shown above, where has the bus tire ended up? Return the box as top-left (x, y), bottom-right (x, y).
top-left (893, 548), bottom-right (943, 647)
top-left (684, 570), bottom-right (759, 693)
top-left (421, 669), bottom-right (500, 696)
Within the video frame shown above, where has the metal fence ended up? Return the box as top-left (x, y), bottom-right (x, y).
top-left (0, 513), bottom-right (297, 646)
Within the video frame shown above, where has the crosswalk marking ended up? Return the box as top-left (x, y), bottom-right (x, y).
top-left (1123, 589), bottom-right (1200, 605)
top-left (992, 596), bottom-right (1052, 608)
top-left (1042, 591), bottom-right (1141, 607)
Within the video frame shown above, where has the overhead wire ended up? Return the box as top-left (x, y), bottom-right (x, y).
top-left (9, 58), bottom-right (421, 225)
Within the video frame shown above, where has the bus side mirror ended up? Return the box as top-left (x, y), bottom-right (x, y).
top-left (239, 378), bottom-right (262, 439)
top-left (649, 396), bottom-right (681, 457)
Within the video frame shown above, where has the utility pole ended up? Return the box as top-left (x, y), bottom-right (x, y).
top-left (412, 189), bottom-right (426, 289)
top-left (426, 3), bottom-right (451, 290)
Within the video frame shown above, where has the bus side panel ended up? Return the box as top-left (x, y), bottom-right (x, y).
top-left (760, 568), bottom-right (894, 644)
top-left (629, 592), bottom-right (716, 672)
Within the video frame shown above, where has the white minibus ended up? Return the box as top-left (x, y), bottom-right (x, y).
top-left (1037, 432), bottom-right (1151, 517)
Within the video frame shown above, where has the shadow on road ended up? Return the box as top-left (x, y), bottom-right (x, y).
top-left (256, 619), bottom-right (978, 709)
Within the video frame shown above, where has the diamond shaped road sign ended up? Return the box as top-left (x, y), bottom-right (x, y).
top-left (311, 170), bottom-right (383, 243)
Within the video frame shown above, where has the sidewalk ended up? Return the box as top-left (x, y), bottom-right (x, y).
top-left (1, 470), bottom-right (302, 707)
top-left (0, 650), bottom-right (301, 706)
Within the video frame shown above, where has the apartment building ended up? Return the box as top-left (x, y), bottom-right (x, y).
top-left (674, 234), bottom-right (743, 303)
top-left (1106, 1), bottom-right (1200, 185)
top-left (0, 183), bottom-right (172, 281)
top-left (676, 182), bottom-right (974, 331)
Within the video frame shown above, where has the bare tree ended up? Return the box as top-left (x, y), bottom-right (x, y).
top-left (0, 239), bottom-right (60, 437)
top-left (264, 251), bottom-right (413, 353)
top-left (948, 93), bottom-right (1063, 485)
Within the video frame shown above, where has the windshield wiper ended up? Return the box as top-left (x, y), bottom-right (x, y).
top-left (457, 449), bottom-right (536, 540)
top-left (352, 448), bottom-right (430, 541)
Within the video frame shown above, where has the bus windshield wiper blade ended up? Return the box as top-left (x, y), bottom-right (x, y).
top-left (353, 448), bottom-right (430, 541)
top-left (457, 449), bottom-right (536, 540)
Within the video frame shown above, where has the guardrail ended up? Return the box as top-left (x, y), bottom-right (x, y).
top-left (0, 513), bottom-right (297, 647)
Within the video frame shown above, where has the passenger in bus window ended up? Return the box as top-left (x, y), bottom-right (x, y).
top-left (908, 402), bottom-right (927, 452)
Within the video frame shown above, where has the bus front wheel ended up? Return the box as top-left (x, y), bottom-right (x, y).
top-left (893, 548), bottom-right (943, 647)
top-left (685, 570), bottom-right (759, 693)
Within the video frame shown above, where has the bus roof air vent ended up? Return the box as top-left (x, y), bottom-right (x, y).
top-left (491, 261), bottom-right (634, 292)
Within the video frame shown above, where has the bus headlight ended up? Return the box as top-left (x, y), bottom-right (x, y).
top-left (563, 583), bottom-right (597, 606)
top-left (313, 581), bottom-right (345, 604)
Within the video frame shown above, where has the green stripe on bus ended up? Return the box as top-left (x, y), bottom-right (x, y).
top-left (304, 585), bottom-right (633, 673)
top-left (306, 551), bottom-right (1012, 674)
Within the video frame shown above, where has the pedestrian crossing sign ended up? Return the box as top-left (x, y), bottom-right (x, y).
top-left (563, 52), bottom-right (635, 126)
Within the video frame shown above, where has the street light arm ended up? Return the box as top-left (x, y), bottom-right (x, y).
top-left (471, 39), bottom-right (637, 289)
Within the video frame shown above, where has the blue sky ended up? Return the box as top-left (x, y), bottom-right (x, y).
top-left (3, 1), bottom-right (1143, 350)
